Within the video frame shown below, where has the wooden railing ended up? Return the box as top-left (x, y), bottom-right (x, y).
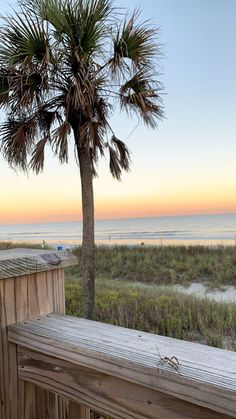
top-left (0, 249), bottom-right (236, 419)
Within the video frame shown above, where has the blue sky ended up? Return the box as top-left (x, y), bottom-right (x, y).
top-left (0, 0), bottom-right (236, 223)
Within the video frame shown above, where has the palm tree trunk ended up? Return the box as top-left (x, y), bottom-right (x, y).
top-left (77, 145), bottom-right (95, 319)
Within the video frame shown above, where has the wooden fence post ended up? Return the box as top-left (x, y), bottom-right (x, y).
top-left (0, 248), bottom-right (89, 419)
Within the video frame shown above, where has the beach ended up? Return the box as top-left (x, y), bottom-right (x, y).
top-left (1, 212), bottom-right (236, 247)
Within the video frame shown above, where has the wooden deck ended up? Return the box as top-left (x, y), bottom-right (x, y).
top-left (9, 313), bottom-right (236, 419)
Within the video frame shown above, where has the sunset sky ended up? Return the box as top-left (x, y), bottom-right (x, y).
top-left (0, 0), bottom-right (236, 224)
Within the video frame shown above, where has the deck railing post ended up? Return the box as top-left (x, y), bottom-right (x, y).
top-left (0, 248), bottom-right (89, 419)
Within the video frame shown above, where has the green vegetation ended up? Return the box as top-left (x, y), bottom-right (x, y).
top-left (2, 243), bottom-right (236, 287)
top-left (69, 245), bottom-right (236, 287)
top-left (0, 241), bottom-right (52, 250)
top-left (65, 276), bottom-right (236, 351)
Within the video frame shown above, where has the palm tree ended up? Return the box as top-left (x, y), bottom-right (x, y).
top-left (0, 0), bottom-right (163, 319)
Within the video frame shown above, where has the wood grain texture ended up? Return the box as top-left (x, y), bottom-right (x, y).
top-left (17, 380), bottom-right (84, 419)
top-left (0, 248), bottom-right (77, 279)
top-left (8, 313), bottom-right (236, 418)
top-left (0, 270), bottom-right (64, 419)
top-left (0, 267), bottom-right (88, 419)
top-left (17, 346), bottom-right (233, 419)
top-left (69, 402), bottom-right (90, 419)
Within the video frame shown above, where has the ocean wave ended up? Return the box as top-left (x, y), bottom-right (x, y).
top-left (1, 214), bottom-right (236, 244)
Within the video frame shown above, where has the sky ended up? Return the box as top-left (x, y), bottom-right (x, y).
top-left (0, 0), bottom-right (236, 224)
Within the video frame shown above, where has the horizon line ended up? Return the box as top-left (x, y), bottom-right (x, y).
top-left (1, 210), bottom-right (236, 226)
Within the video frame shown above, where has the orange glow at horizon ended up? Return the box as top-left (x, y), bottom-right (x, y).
top-left (1, 156), bottom-right (236, 225)
top-left (2, 190), bottom-right (236, 225)
top-left (94, 194), bottom-right (236, 220)
top-left (1, 0), bottom-right (236, 228)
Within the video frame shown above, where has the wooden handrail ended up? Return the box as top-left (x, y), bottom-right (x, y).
top-left (8, 313), bottom-right (236, 419)
top-left (0, 248), bottom-right (77, 279)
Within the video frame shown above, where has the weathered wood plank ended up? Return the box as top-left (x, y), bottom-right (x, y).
top-left (69, 402), bottom-right (90, 419)
top-left (0, 270), bottom-right (64, 419)
top-left (0, 248), bottom-right (77, 279)
top-left (17, 346), bottom-right (232, 419)
top-left (0, 264), bottom-right (88, 419)
top-left (18, 380), bottom-right (71, 419)
top-left (8, 313), bottom-right (236, 418)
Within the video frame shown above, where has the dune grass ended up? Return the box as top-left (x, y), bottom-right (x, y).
top-left (69, 245), bottom-right (236, 287)
top-left (65, 275), bottom-right (236, 351)
top-left (1, 242), bottom-right (236, 286)
top-left (0, 241), bottom-right (52, 250)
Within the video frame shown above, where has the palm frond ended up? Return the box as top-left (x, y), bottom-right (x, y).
top-left (45, 0), bottom-right (113, 75)
top-left (7, 70), bottom-right (45, 109)
top-left (109, 145), bottom-right (121, 180)
top-left (0, 10), bottom-right (49, 65)
top-left (108, 135), bottom-right (130, 180)
top-left (0, 117), bottom-right (36, 170)
top-left (29, 137), bottom-right (47, 173)
top-left (111, 135), bottom-right (130, 171)
top-left (35, 0), bottom-right (68, 33)
top-left (0, 69), bottom-right (10, 106)
top-left (93, 96), bottom-right (110, 124)
top-left (68, 0), bottom-right (112, 53)
top-left (111, 10), bottom-right (159, 73)
top-left (89, 121), bottom-right (105, 155)
top-left (37, 109), bottom-right (60, 137)
top-left (52, 120), bottom-right (70, 163)
top-left (77, 96), bottom-right (109, 155)
top-left (77, 0), bottom-right (112, 53)
top-left (120, 70), bottom-right (164, 128)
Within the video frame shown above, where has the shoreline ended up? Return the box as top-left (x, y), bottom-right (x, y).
top-left (1, 214), bottom-right (236, 246)
top-left (0, 239), bottom-right (236, 249)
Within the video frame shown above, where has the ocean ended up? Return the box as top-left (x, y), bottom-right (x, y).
top-left (0, 213), bottom-right (236, 247)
